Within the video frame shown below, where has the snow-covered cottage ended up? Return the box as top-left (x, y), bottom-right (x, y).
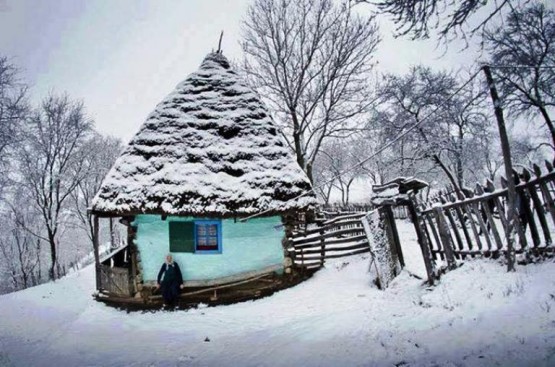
top-left (90, 52), bottom-right (316, 301)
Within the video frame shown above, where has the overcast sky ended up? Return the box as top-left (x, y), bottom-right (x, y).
top-left (0, 0), bottom-right (498, 142)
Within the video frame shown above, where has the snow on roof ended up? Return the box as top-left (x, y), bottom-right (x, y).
top-left (91, 52), bottom-right (315, 217)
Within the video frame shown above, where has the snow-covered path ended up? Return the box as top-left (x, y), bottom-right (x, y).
top-left (1, 223), bottom-right (555, 366)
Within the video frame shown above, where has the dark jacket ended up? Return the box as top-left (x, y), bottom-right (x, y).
top-left (157, 262), bottom-right (183, 285)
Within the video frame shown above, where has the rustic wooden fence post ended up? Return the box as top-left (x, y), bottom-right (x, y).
top-left (362, 210), bottom-right (401, 289)
top-left (381, 205), bottom-right (405, 268)
top-left (522, 168), bottom-right (551, 245)
top-left (534, 164), bottom-right (555, 227)
top-left (475, 184), bottom-right (504, 253)
top-left (319, 227), bottom-right (326, 267)
top-left (433, 207), bottom-right (457, 270)
top-left (407, 196), bottom-right (436, 284)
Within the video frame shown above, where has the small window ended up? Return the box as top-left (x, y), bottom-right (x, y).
top-left (194, 221), bottom-right (222, 253)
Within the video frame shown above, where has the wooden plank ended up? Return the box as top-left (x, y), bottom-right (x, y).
top-left (476, 184), bottom-right (503, 251)
top-left (93, 215), bottom-right (101, 291)
top-left (470, 202), bottom-right (493, 251)
top-left (383, 206), bottom-right (405, 268)
top-left (460, 203), bottom-right (483, 252)
top-left (517, 189), bottom-right (540, 248)
top-left (475, 188), bottom-right (504, 251)
top-left (523, 167), bottom-right (551, 245)
top-left (538, 180), bottom-right (555, 228)
top-left (321, 213), bottom-right (366, 226)
top-left (528, 186), bottom-right (552, 245)
top-left (452, 205), bottom-right (473, 252)
top-left (296, 247), bottom-right (370, 262)
top-left (443, 208), bottom-right (465, 258)
top-left (291, 227), bottom-right (365, 245)
top-left (296, 242), bottom-right (370, 255)
top-left (433, 208), bottom-right (457, 269)
top-left (292, 234), bottom-right (367, 250)
top-left (128, 221), bottom-right (138, 295)
top-left (406, 200), bottom-right (436, 285)
top-left (361, 210), bottom-right (400, 289)
top-left (486, 179), bottom-right (509, 230)
top-left (424, 213), bottom-right (443, 260)
top-left (504, 175), bottom-right (529, 251)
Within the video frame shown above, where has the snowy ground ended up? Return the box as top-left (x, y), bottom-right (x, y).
top-left (1, 221), bottom-right (555, 367)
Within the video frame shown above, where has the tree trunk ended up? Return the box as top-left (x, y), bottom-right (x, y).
top-left (291, 113), bottom-right (309, 181)
top-left (306, 161), bottom-right (314, 184)
top-left (456, 125), bottom-right (464, 187)
top-left (47, 231), bottom-right (58, 280)
top-left (432, 153), bottom-right (465, 199)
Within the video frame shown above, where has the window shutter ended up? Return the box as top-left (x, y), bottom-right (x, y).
top-left (169, 221), bottom-right (195, 253)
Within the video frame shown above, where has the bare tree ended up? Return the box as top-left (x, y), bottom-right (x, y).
top-left (70, 133), bottom-right (122, 250)
top-left (442, 74), bottom-right (491, 187)
top-left (377, 66), bottom-right (494, 194)
top-left (0, 190), bottom-right (42, 291)
top-left (18, 94), bottom-right (93, 280)
top-left (312, 152), bottom-right (336, 205)
top-left (242, 0), bottom-right (380, 182)
top-left (0, 56), bottom-right (28, 196)
top-left (378, 66), bottom-right (462, 192)
top-left (484, 2), bottom-right (555, 147)
top-left (356, 0), bottom-right (520, 41)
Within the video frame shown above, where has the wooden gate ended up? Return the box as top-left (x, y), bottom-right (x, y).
top-left (99, 264), bottom-right (131, 297)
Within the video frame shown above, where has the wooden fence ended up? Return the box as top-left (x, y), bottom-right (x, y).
top-left (287, 161), bottom-right (555, 287)
top-left (416, 162), bottom-right (555, 277)
top-left (288, 212), bottom-right (369, 269)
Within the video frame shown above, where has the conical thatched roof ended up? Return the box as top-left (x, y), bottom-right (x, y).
top-left (91, 52), bottom-right (315, 218)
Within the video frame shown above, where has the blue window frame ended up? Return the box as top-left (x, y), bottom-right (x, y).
top-left (194, 220), bottom-right (222, 254)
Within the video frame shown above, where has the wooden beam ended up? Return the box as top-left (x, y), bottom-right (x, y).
top-left (128, 220), bottom-right (138, 295)
top-left (92, 214), bottom-right (101, 291)
top-left (406, 198), bottom-right (436, 285)
top-left (433, 207), bottom-right (457, 270)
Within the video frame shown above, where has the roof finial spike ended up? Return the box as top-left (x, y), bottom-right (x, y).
top-left (217, 30), bottom-right (224, 54)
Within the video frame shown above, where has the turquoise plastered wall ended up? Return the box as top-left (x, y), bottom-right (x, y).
top-left (133, 215), bottom-right (285, 281)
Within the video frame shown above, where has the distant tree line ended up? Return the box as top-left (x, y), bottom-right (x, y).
top-left (0, 56), bottom-right (123, 293)
top-left (242, 0), bottom-right (554, 205)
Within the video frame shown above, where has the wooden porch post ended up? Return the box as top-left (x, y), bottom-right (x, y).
top-left (92, 214), bottom-right (101, 291)
top-left (128, 219), bottom-right (139, 295)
